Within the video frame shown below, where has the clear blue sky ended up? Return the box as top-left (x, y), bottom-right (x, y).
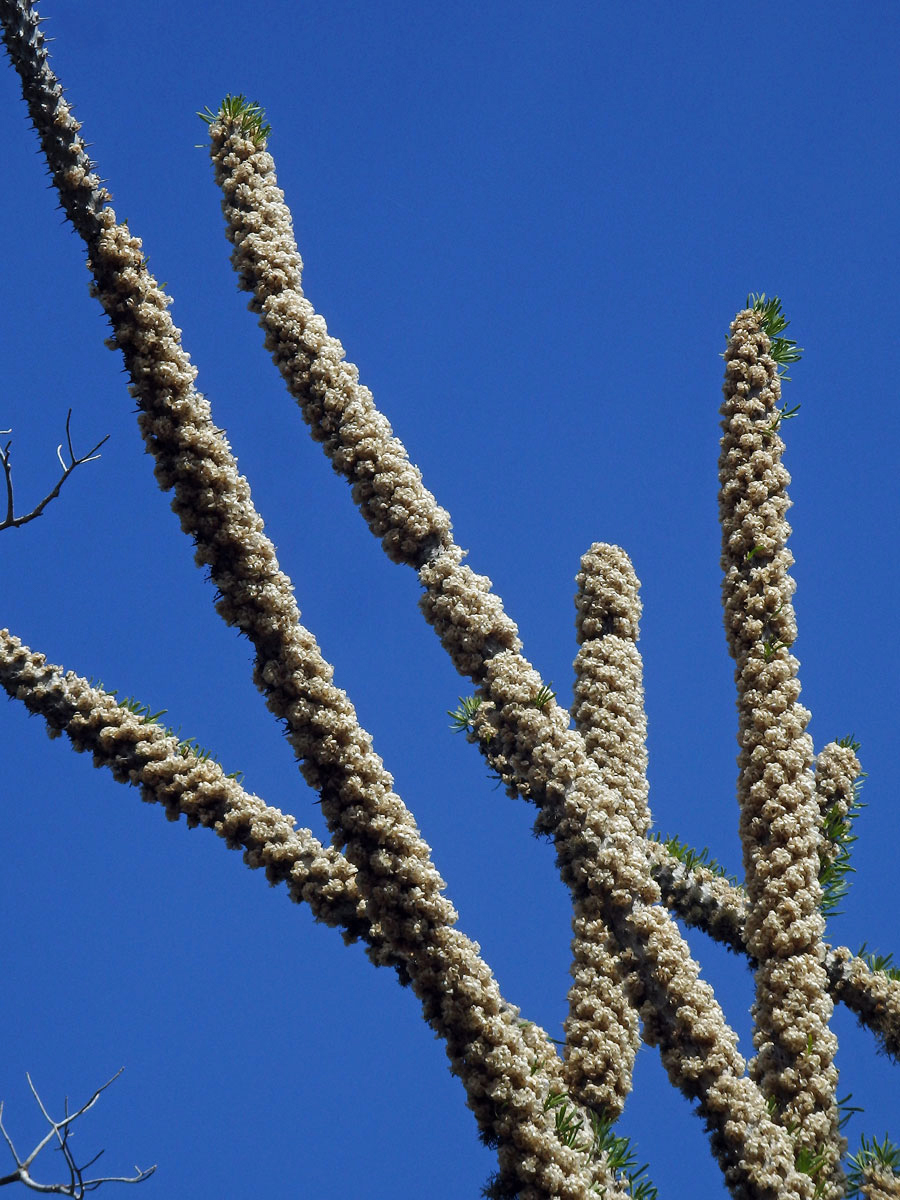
top-left (1, 3), bottom-right (898, 1196)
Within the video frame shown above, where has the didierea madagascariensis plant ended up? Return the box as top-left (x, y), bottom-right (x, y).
top-left (0, 4), bottom-right (898, 1198)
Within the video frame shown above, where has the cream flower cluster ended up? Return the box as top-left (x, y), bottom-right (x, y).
top-left (86, 197), bottom-right (459, 964)
top-left (0, 29), bottom-right (626, 1188)
top-left (84, 239), bottom-right (597, 1199)
top-left (202, 122), bottom-right (812, 1188)
top-left (858, 1167), bottom-right (900, 1200)
top-left (208, 124), bottom-right (454, 570)
top-left (814, 740), bottom-right (862, 877)
top-left (720, 309), bottom-right (841, 1189)
top-left (4, 12), bottom-right (895, 1189)
top-left (572, 543), bottom-right (650, 838)
top-left (201, 124), bottom-right (752, 1164)
top-left (826, 948), bottom-right (900, 1065)
top-left (207, 122), bottom-right (524, 682)
top-left (563, 909), bottom-right (640, 1117)
top-left (560, 545), bottom-right (651, 1115)
top-left (0, 630), bottom-right (624, 1200)
top-left (645, 840), bottom-right (749, 956)
top-left (646, 841), bottom-right (900, 1063)
top-left (476, 654), bottom-right (808, 1197)
top-left (0, 629), bottom-right (374, 941)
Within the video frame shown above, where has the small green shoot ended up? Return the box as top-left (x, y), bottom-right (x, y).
top-left (846, 1133), bottom-right (900, 1197)
top-left (198, 94), bottom-right (271, 145)
top-left (762, 401), bottom-right (802, 441)
top-left (587, 1108), bottom-right (658, 1199)
top-left (650, 833), bottom-right (742, 888)
top-left (818, 767), bottom-right (865, 917)
top-left (544, 1091), bottom-right (584, 1149)
top-left (794, 1143), bottom-right (829, 1197)
top-left (116, 696), bottom-right (243, 783)
top-left (855, 945), bottom-right (900, 982)
top-left (118, 696), bottom-right (168, 725)
top-left (761, 637), bottom-right (792, 662)
top-left (747, 293), bottom-right (803, 379)
top-left (448, 694), bottom-right (483, 733)
top-left (526, 684), bottom-right (556, 711)
top-left (836, 1093), bottom-right (865, 1133)
top-left (540, 1096), bottom-right (658, 1199)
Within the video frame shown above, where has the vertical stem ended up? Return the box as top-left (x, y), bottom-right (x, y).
top-left (719, 306), bottom-right (842, 1195)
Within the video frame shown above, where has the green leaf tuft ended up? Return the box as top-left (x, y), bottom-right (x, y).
top-left (746, 292), bottom-right (804, 378)
top-left (198, 93), bottom-right (271, 145)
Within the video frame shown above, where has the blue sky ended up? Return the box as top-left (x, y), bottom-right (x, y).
top-left (1, 2), bottom-right (898, 1196)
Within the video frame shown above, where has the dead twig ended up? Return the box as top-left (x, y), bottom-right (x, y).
top-left (0, 409), bottom-right (108, 532)
top-left (0, 1070), bottom-right (155, 1195)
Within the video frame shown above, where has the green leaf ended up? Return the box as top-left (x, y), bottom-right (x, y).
top-left (448, 694), bottom-right (483, 733)
top-left (198, 94), bottom-right (272, 145)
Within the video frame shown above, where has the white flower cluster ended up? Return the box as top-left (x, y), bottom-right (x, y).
top-left (208, 124), bottom-right (455, 570)
top-left (814, 740), bottom-right (862, 877)
top-left (826, 948), bottom-right (900, 1065)
top-left (0, 629), bottom-right (623, 1200)
top-left (0, 630), bottom-right (370, 939)
top-left (4, 15), bottom-right (897, 1187)
top-left (0, 39), bottom-right (629, 1182)
top-left (857, 1165), bottom-right (900, 1200)
top-left (202, 119), bottom-right (816, 1191)
top-left (647, 843), bottom-right (900, 1067)
top-left (646, 840), bottom-right (748, 955)
top-left (477, 653), bottom-right (808, 1196)
top-left (573, 543), bottom-right (650, 839)
top-left (559, 545), bottom-right (650, 1115)
top-left (720, 309), bottom-right (842, 1193)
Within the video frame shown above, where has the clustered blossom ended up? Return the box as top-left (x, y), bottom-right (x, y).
top-left (858, 1164), bottom-right (900, 1200)
top-left (572, 543), bottom-right (650, 837)
top-left (825, 948), bottom-right (900, 1064)
top-left (0, 630), bottom-right (625, 1200)
top-left (204, 111), bottom-right (816, 1197)
top-left (0, 21), bottom-right (628, 1193)
top-left (87, 198), bottom-right (462, 963)
top-left (0, 630), bottom-right (373, 942)
top-left (720, 308), bottom-right (842, 1191)
top-left (479, 655), bottom-right (809, 1198)
top-left (814, 740), bottom-right (862, 878)
top-left (646, 841), bottom-right (749, 957)
top-left (646, 841), bottom-right (900, 1062)
top-left (559, 545), bottom-right (651, 1115)
top-left (3, 5), bottom-right (898, 1192)
top-left (88, 230), bottom-right (598, 1200)
top-left (208, 122), bottom-right (524, 681)
top-left (563, 909), bottom-right (640, 1118)
top-left (208, 123), bottom-right (455, 570)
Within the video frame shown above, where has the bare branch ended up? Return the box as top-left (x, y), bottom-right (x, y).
top-left (0, 410), bottom-right (108, 532)
top-left (0, 1071), bottom-right (155, 1196)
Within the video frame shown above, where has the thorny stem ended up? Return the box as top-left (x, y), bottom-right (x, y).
top-left (0, 16), bottom-right (623, 1190)
top-left (0, 633), bottom-right (624, 1200)
top-left (205, 111), bottom-right (812, 1199)
top-left (0, 6), bottom-right (896, 1198)
top-left (719, 304), bottom-right (842, 1195)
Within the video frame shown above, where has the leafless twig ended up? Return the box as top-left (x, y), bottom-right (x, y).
top-left (0, 1070), bottom-right (155, 1195)
top-left (0, 409), bottom-right (108, 532)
